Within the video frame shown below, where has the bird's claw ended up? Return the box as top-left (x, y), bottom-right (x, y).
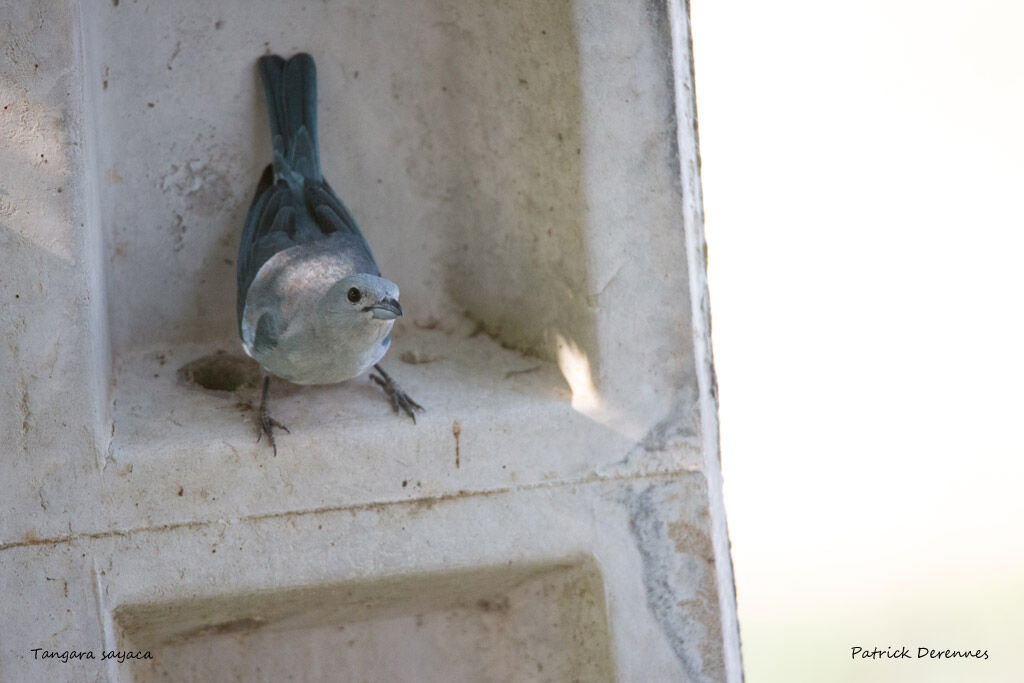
top-left (256, 411), bottom-right (290, 456)
top-left (256, 376), bottom-right (289, 456)
top-left (371, 364), bottom-right (423, 423)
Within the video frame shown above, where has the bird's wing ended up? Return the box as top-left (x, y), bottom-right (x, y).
top-left (236, 165), bottom-right (381, 332)
top-left (302, 176), bottom-right (379, 274)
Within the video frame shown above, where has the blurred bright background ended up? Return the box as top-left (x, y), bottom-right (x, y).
top-left (690, 1), bottom-right (1024, 681)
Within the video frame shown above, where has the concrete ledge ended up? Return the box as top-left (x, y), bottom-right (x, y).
top-left (3, 474), bottom-right (723, 682)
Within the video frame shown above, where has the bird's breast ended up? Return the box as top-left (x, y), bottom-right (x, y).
top-left (242, 256), bottom-right (394, 386)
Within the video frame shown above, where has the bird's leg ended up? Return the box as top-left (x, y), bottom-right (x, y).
top-left (256, 375), bottom-right (290, 455)
top-left (371, 364), bottom-right (423, 423)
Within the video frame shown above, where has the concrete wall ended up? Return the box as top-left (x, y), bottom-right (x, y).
top-left (0, 1), bottom-right (740, 681)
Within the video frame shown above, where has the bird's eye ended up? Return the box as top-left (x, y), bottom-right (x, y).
top-left (347, 287), bottom-right (362, 303)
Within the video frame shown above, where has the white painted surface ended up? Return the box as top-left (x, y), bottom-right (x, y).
top-left (0, 1), bottom-right (738, 681)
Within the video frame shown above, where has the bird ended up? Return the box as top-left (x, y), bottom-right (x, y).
top-left (237, 53), bottom-right (421, 454)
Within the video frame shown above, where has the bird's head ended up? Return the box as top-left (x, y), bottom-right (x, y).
top-left (323, 273), bottom-right (402, 322)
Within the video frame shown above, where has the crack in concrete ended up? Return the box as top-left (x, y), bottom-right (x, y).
top-left (0, 466), bottom-right (702, 553)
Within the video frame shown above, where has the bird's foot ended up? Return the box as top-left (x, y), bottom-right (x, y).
top-left (256, 376), bottom-right (289, 455)
top-left (371, 364), bottom-right (423, 422)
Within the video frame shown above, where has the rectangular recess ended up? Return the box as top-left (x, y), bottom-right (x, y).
top-left (80, 0), bottom-right (702, 527)
top-left (86, 0), bottom-right (592, 357)
top-left (116, 559), bottom-right (614, 682)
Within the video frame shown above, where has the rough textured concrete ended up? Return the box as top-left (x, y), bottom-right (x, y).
top-left (0, 1), bottom-right (741, 681)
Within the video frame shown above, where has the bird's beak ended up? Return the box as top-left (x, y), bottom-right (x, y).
top-left (365, 297), bottom-right (403, 320)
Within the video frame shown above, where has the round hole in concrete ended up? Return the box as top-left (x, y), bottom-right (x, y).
top-left (178, 352), bottom-right (261, 393)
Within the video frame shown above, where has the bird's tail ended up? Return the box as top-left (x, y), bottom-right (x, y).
top-left (258, 53), bottom-right (320, 179)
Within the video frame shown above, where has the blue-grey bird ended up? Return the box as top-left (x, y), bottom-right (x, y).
top-left (237, 53), bottom-right (421, 453)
